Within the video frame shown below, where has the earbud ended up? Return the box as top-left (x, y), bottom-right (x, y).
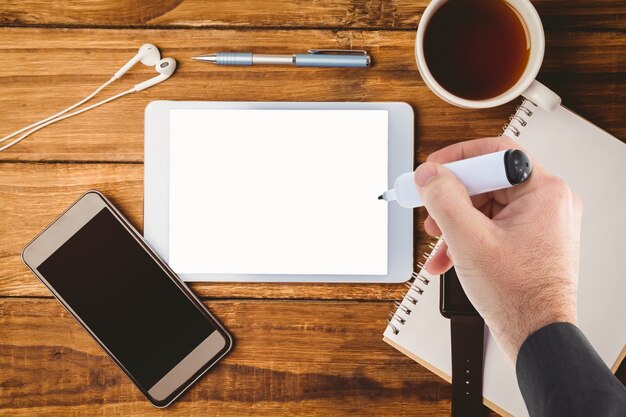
top-left (133, 58), bottom-right (177, 92)
top-left (112, 44), bottom-right (177, 90)
top-left (113, 43), bottom-right (161, 80)
top-left (0, 43), bottom-right (176, 153)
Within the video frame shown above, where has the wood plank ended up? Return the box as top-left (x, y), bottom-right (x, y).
top-left (0, 298), bottom-right (468, 416)
top-left (0, 162), bottom-right (427, 299)
top-left (0, 0), bottom-right (623, 31)
top-left (1, 298), bottom-right (623, 416)
top-left (0, 28), bottom-right (624, 162)
top-left (1, 27), bottom-right (625, 297)
top-left (1, 4), bottom-right (624, 417)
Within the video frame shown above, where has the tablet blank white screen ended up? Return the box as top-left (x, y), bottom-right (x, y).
top-left (169, 109), bottom-right (388, 275)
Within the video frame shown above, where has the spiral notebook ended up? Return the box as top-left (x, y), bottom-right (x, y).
top-left (383, 99), bottom-right (626, 417)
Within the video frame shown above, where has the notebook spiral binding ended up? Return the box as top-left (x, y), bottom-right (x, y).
top-left (502, 99), bottom-right (536, 138)
top-left (386, 237), bottom-right (444, 335)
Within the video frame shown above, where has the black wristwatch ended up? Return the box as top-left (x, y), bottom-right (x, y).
top-left (440, 267), bottom-right (485, 417)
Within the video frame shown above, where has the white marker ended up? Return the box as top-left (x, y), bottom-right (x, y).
top-left (379, 149), bottom-right (532, 208)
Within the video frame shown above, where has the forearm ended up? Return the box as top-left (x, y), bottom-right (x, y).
top-left (516, 322), bottom-right (626, 417)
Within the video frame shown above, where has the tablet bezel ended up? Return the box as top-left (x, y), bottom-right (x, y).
top-left (145, 101), bottom-right (414, 283)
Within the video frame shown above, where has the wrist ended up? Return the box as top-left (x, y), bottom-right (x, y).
top-left (498, 309), bottom-right (577, 364)
top-left (485, 274), bottom-right (578, 364)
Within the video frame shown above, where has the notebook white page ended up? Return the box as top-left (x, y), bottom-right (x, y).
top-left (169, 109), bottom-right (388, 275)
top-left (384, 101), bottom-right (626, 417)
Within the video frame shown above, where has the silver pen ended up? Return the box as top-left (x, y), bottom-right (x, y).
top-left (192, 49), bottom-right (371, 68)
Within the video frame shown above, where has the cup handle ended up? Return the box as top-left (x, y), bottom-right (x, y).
top-left (521, 80), bottom-right (561, 112)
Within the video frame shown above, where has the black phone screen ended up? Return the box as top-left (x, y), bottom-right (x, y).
top-left (37, 207), bottom-right (216, 390)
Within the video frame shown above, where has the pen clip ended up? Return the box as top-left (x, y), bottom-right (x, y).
top-left (307, 49), bottom-right (368, 56)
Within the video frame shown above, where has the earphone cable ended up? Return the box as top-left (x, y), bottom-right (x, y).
top-left (0, 77), bottom-right (116, 146)
top-left (0, 88), bottom-right (135, 153)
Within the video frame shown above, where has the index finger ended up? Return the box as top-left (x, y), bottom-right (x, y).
top-left (427, 136), bottom-right (521, 164)
top-left (425, 136), bottom-right (549, 204)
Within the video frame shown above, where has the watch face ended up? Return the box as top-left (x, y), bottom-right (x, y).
top-left (439, 267), bottom-right (479, 318)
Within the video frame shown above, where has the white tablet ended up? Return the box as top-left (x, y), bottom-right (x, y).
top-left (144, 101), bottom-right (413, 283)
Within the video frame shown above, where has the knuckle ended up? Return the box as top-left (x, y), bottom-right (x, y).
top-left (572, 191), bottom-right (583, 208)
top-left (500, 135), bottom-right (520, 150)
top-left (545, 176), bottom-right (572, 201)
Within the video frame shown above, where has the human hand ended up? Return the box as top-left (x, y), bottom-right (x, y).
top-left (419, 137), bottom-right (582, 364)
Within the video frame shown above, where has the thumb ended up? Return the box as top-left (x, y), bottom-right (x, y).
top-left (415, 162), bottom-right (493, 246)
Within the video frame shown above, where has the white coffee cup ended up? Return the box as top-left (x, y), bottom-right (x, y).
top-left (415, 0), bottom-right (561, 112)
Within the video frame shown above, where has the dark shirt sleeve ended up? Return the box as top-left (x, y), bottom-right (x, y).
top-left (516, 322), bottom-right (626, 417)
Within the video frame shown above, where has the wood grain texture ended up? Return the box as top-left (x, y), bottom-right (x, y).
top-left (1, 298), bottom-right (623, 416)
top-left (1, 1), bottom-right (625, 416)
top-left (0, 0), bottom-right (624, 31)
top-left (0, 162), bottom-right (426, 299)
top-left (0, 28), bottom-right (624, 163)
top-left (0, 298), bottom-right (464, 417)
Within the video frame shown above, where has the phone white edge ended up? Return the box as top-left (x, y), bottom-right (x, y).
top-left (21, 190), bottom-right (233, 408)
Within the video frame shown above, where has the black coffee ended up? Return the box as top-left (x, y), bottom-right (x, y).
top-left (423, 0), bottom-right (530, 100)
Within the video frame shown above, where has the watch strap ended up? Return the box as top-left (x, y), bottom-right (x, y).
top-left (451, 315), bottom-right (485, 417)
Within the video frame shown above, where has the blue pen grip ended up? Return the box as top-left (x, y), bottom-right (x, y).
top-left (294, 54), bottom-right (370, 68)
top-left (216, 52), bottom-right (253, 66)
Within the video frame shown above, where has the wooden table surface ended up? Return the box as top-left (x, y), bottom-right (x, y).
top-left (1, 1), bottom-right (625, 416)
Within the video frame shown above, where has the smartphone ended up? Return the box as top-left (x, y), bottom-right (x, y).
top-left (22, 191), bottom-right (233, 407)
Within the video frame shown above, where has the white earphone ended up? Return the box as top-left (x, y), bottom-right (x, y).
top-left (134, 58), bottom-right (176, 91)
top-left (0, 44), bottom-right (177, 152)
top-left (114, 43), bottom-right (162, 79)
